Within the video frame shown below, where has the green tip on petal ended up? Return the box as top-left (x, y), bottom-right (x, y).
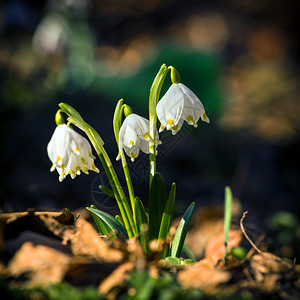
top-left (170, 66), bottom-right (180, 84)
top-left (55, 109), bottom-right (65, 125)
top-left (123, 104), bottom-right (133, 117)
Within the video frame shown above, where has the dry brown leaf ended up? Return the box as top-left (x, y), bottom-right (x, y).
top-left (70, 218), bottom-right (124, 263)
top-left (205, 229), bottom-right (242, 266)
top-left (250, 252), bottom-right (294, 283)
top-left (6, 241), bottom-right (70, 287)
top-left (0, 210), bottom-right (76, 245)
top-left (178, 258), bottom-right (231, 290)
top-left (126, 237), bottom-right (146, 270)
top-left (185, 204), bottom-right (241, 258)
top-left (98, 261), bottom-right (134, 296)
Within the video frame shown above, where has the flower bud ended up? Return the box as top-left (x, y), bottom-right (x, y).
top-left (123, 104), bottom-right (133, 117)
top-left (55, 110), bottom-right (65, 125)
top-left (170, 67), bottom-right (180, 84)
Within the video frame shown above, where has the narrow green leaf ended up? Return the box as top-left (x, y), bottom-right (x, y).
top-left (170, 202), bottom-right (195, 258)
top-left (99, 185), bottom-right (115, 199)
top-left (133, 197), bottom-right (149, 253)
top-left (224, 186), bottom-right (233, 262)
top-left (115, 215), bottom-right (124, 227)
top-left (91, 211), bottom-right (113, 237)
top-left (86, 205), bottom-right (128, 239)
top-left (158, 183), bottom-right (176, 258)
top-left (158, 183), bottom-right (176, 241)
top-left (183, 243), bottom-right (196, 262)
top-left (148, 172), bottom-right (167, 239)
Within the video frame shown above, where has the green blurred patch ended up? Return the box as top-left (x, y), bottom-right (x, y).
top-left (0, 279), bottom-right (101, 300)
top-left (90, 44), bottom-right (224, 117)
top-left (267, 210), bottom-right (300, 259)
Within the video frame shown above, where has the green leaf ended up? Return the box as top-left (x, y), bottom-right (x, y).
top-left (148, 172), bottom-right (167, 240)
top-left (90, 210), bottom-right (113, 237)
top-left (115, 215), bottom-right (124, 227)
top-left (99, 185), bottom-right (115, 199)
top-left (183, 243), bottom-right (196, 262)
top-left (133, 197), bottom-right (149, 253)
top-left (170, 202), bottom-right (195, 258)
top-left (158, 183), bottom-right (176, 240)
top-left (86, 205), bottom-right (128, 239)
top-left (224, 186), bottom-right (233, 261)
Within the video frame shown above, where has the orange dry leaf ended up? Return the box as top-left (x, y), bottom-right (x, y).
top-left (205, 229), bottom-right (242, 266)
top-left (178, 258), bottom-right (231, 290)
top-left (6, 242), bottom-right (70, 286)
top-left (98, 261), bottom-right (134, 296)
top-left (70, 218), bottom-right (124, 263)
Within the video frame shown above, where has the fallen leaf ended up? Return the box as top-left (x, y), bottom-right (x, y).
top-left (70, 218), bottom-right (124, 263)
top-left (250, 252), bottom-right (294, 284)
top-left (205, 229), bottom-right (242, 266)
top-left (184, 203), bottom-right (241, 258)
top-left (178, 258), bottom-right (231, 290)
top-left (6, 241), bottom-right (70, 287)
top-left (98, 261), bottom-right (134, 296)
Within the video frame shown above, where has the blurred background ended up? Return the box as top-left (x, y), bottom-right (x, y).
top-left (1, 0), bottom-right (300, 259)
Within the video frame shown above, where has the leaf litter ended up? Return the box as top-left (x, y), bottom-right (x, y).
top-left (0, 208), bottom-right (299, 299)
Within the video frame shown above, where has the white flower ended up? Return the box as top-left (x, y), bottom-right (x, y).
top-left (47, 124), bottom-right (99, 182)
top-left (156, 83), bottom-right (210, 135)
top-left (117, 114), bottom-right (160, 162)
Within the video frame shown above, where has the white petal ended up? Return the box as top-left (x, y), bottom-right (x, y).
top-left (125, 114), bottom-right (150, 138)
top-left (123, 124), bottom-right (138, 148)
top-left (156, 84), bottom-right (184, 129)
top-left (140, 139), bottom-right (150, 154)
top-left (123, 143), bottom-right (140, 161)
top-left (171, 119), bottom-right (184, 135)
top-left (179, 83), bottom-right (207, 125)
top-left (47, 124), bottom-right (98, 181)
top-left (118, 113), bottom-right (152, 162)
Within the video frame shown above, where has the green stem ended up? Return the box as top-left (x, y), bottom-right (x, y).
top-left (148, 64), bottom-right (170, 183)
top-left (113, 99), bottom-right (136, 231)
top-left (84, 126), bottom-right (136, 238)
top-left (100, 146), bottom-right (137, 237)
top-left (121, 154), bottom-right (136, 217)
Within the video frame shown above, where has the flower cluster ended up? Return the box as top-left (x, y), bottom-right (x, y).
top-left (46, 65), bottom-right (210, 258)
top-left (117, 82), bottom-right (209, 160)
top-left (47, 68), bottom-right (209, 178)
top-left (47, 124), bottom-right (99, 182)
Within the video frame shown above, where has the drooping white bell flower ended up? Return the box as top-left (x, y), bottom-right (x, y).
top-left (47, 124), bottom-right (99, 182)
top-left (156, 83), bottom-right (210, 135)
top-left (117, 113), bottom-right (160, 162)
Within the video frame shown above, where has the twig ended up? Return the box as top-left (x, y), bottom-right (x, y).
top-left (240, 211), bottom-right (261, 254)
top-left (245, 233), bottom-right (266, 260)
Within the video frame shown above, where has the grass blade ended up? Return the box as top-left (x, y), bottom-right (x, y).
top-left (224, 186), bottom-right (233, 262)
